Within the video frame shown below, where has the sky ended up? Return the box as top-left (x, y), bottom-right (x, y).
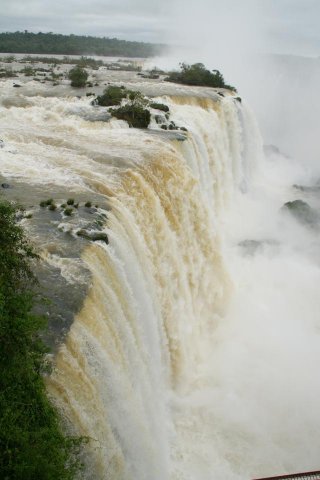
top-left (0, 0), bottom-right (319, 57)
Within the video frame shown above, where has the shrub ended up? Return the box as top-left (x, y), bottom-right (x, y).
top-left (40, 200), bottom-right (46, 207)
top-left (0, 199), bottom-right (85, 479)
top-left (64, 207), bottom-right (73, 216)
top-left (0, 69), bottom-right (17, 78)
top-left (66, 198), bottom-right (74, 205)
top-left (49, 203), bottom-right (57, 211)
top-left (150, 102), bottom-right (169, 112)
top-left (166, 62), bottom-right (237, 91)
top-left (110, 104), bottom-right (151, 129)
top-left (23, 66), bottom-right (35, 76)
top-left (45, 198), bottom-right (54, 206)
top-left (68, 66), bottom-right (88, 88)
top-left (85, 201), bottom-right (92, 208)
top-left (94, 86), bottom-right (127, 107)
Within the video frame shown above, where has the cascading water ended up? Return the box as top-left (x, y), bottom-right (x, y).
top-left (46, 94), bottom-right (248, 480)
top-left (1, 78), bottom-right (320, 480)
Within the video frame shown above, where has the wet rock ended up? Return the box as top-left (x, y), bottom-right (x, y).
top-left (155, 114), bottom-right (165, 124)
top-left (13, 83), bottom-right (21, 88)
top-left (282, 199), bottom-right (319, 226)
top-left (76, 229), bottom-right (109, 244)
top-left (293, 183), bottom-right (320, 193)
top-left (264, 144), bottom-right (290, 158)
top-left (239, 239), bottom-right (278, 255)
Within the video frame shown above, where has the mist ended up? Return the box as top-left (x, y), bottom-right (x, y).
top-left (153, 1), bottom-right (320, 477)
top-left (152, 0), bottom-right (320, 173)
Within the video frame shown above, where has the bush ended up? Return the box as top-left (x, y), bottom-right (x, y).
top-left (150, 102), bottom-right (169, 112)
top-left (166, 62), bottom-right (236, 91)
top-left (68, 66), bottom-right (88, 88)
top-left (0, 68), bottom-right (17, 78)
top-left (64, 207), bottom-right (73, 216)
top-left (0, 199), bottom-right (85, 479)
top-left (110, 104), bottom-right (151, 129)
top-left (23, 66), bottom-right (35, 76)
top-left (94, 86), bottom-right (127, 107)
top-left (85, 201), bottom-right (92, 208)
top-left (66, 198), bottom-right (74, 205)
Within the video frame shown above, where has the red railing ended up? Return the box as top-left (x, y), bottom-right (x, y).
top-left (253, 471), bottom-right (320, 480)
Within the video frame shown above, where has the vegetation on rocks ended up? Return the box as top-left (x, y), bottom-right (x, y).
top-left (95, 86), bottom-right (152, 128)
top-left (0, 198), bottom-right (85, 480)
top-left (150, 102), bottom-right (170, 112)
top-left (95, 86), bottom-right (128, 107)
top-left (110, 103), bottom-right (151, 128)
top-left (166, 62), bottom-right (236, 91)
top-left (68, 66), bottom-right (88, 88)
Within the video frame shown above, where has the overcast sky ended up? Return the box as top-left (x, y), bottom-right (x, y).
top-left (0, 0), bottom-right (319, 56)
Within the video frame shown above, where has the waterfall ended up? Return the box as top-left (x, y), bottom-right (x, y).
top-left (2, 76), bottom-right (320, 479)
top-left (35, 94), bottom-right (261, 479)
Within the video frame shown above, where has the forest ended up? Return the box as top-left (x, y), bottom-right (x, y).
top-left (0, 31), bottom-right (164, 57)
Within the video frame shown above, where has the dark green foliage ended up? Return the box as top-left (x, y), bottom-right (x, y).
top-left (166, 63), bottom-right (237, 91)
top-left (95, 86), bottom-right (127, 107)
top-left (66, 198), bottom-right (74, 206)
top-left (150, 102), bottom-right (169, 112)
top-left (0, 68), bottom-right (17, 78)
top-left (39, 200), bottom-right (46, 207)
top-left (0, 32), bottom-right (163, 58)
top-left (85, 201), bottom-right (92, 208)
top-left (68, 66), bottom-right (88, 88)
top-left (64, 208), bottom-right (73, 216)
top-left (0, 199), bottom-right (85, 479)
top-left (48, 203), bottom-right (57, 211)
top-left (22, 66), bottom-right (35, 76)
top-left (45, 198), bottom-right (54, 206)
top-left (110, 104), bottom-right (151, 129)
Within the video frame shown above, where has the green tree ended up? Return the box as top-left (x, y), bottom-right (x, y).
top-left (166, 62), bottom-right (236, 91)
top-left (95, 86), bottom-right (127, 106)
top-left (68, 65), bottom-right (88, 87)
top-left (0, 199), bottom-right (85, 480)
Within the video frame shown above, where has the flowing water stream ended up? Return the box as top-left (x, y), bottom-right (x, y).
top-left (1, 73), bottom-right (320, 479)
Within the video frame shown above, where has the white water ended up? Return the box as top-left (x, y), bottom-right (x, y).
top-left (1, 80), bottom-right (320, 479)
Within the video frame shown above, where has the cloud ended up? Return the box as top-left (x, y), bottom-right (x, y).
top-left (0, 0), bottom-right (319, 52)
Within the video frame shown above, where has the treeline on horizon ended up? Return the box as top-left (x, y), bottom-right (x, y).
top-left (0, 31), bottom-right (164, 58)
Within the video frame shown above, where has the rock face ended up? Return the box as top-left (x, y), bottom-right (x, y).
top-left (76, 229), bottom-right (109, 244)
top-left (238, 239), bottom-right (278, 256)
top-left (282, 199), bottom-right (319, 226)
